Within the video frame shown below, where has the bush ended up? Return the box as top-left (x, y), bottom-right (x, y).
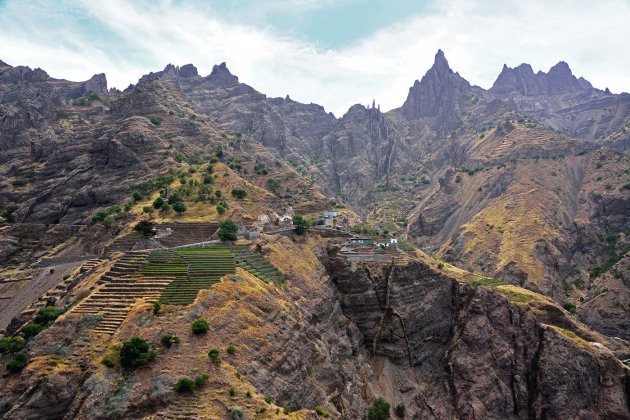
top-left (395, 403), bottom-right (405, 418)
top-left (142, 206), bottom-right (154, 214)
top-left (314, 405), bottom-right (331, 417)
top-left (216, 204), bottom-right (226, 215)
top-left (437, 262), bottom-right (444, 270)
top-left (92, 210), bottom-right (109, 223)
top-left (149, 116), bottom-right (162, 126)
top-left (134, 220), bottom-right (156, 236)
top-left (102, 215), bottom-right (115, 228)
top-left (119, 337), bottom-right (155, 369)
top-left (153, 197), bottom-right (164, 209)
top-left (191, 318), bottom-right (209, 335)
top-left (368, 397), bottom-right (390, 420)
top-left (455, 175), bottom-right (462, 183)
top-left (231, 188), bottom-right (247, 199)
top-left (264, 396), bottom-right (273, 404)
top-left (563, 301), bottom-right (577, 314)
top-left (21, 323), bottom-right (44, 339)
top-left (153, 301), bottom-right (161, 315)
top-left (161, 334), bottom-right (180, 348)
top-left (34, 306), bottom-right (63, 325)
top-left (226, 345), bottom-right (236, 355)
top-left (160, 203), bottom-right (170, 213)
top-left (0, 337), bottom-right (25, 354)
top-left (132, 191), bottom-right (142, 201)
top-left (173, 377), bottom-right (195, 393)
top-left (63, 273), bottom-right (71, 280)
top-left (218, 219), bottom-right (238, 242)
top-left (5, 352), bottom-right (27, 373)
top-left (228, 387), bottom-right (236, 397)
top-left (208, 348), bottom-right (220, 362)
top-left (101, 356), bottom-right (115, 368)
top-left (194, 373), bottom-right (209, 388)
top-left (173, 201), bottom-right (187, 215)
top-left (292, 214), bottom-right (309, 235)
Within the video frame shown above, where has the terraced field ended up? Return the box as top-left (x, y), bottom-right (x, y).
top-left (233, 245), bottom-right (285, 284)
top-left (141, 247), bottom-right (236, 305)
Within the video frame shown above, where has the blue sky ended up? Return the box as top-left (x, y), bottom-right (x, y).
top-left (0, 0), bottom-right (629, 115)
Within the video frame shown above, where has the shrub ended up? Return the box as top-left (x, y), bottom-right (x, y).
top-left (194, 373), bottom-right (209, 388)
top-left (437, 262), bottom-right (444, 270)
top-left (314, 405), bottom-right (331, 417)
top-left (218, 220), bottom-right (238, 242)
top-left (455, 175), bottom-right (462, 183)
top-left (102, 215), bottom-right (115, 228)
top-left (161, 334), bottom-right (180, 348)
top-left (368, 397), bottom-right (390, 420)
top-left (92, 210), bottom-right (109, 223)
top-left (132, 191), bottom-right (142, 201)
top-left (153, 197), bottom-right (164, 209)
top-left (563, 301), bottom-right (577, 314)
top-left (173, 377), bottom-right (195, 393)
top-left (34, 306), bottom-right (63, 326)
top-left (149, 116), bottom-right (162, 126)
top-left (153, 301), bottom-right (161, 315)
top-left (142, 206), bottom-right (154, 214)
top-left (119, 337), bottom-right (155, 369)
top-left (159, 203), bottom-right (170, 213)
top-left (395, 403), bottom-right (405, 418)
top-left (191, 318), bottom-right (209, 335)
top-left (292, 214), bottom-right (309, 235)
top-left (1, 204), bottom-right (18, 220)
top-left (231, 188), bottom-right (247, 199)
top-left (226, 345), bottom-right (236, 355)
top-left (63, 273), bottom-right (71, 280)
top-left (208, 348), bottom-right (220, 362)
top-left (216, 204), bottom-right (226, 215)
top-left (604, 184), bottom-right (612, 190)
top-left (228, 387), bottom-right (236, 397)
top-left (264, 396), bottom-right (273, 404)
top-left (0, 337), bottom-right (25, 354)
top-left (2, 401), bottom-right (13, 411)
top-left (5, 352), bottom-right (27, 373)
top-left (21, 323), bottom-right (44, 339)
top-left (173, 201), bottom-right (187, 215)
top-left (101, 356), bottom-right (115, 368)
top-left (246, 390), bottom-right (252, 398)
top-left (134, 220), bottom-right (156, 236)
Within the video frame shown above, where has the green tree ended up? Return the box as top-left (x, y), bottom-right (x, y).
top-left (153, 197), bottom-right (164, 209)
top-left (367, 397), bottom-right (390, 420)
top-left (292, 214), bottom-right (309, 235)
top-left (134, 220), bottom-right (156, 236)
top-left (218, 219), bottom-right (238, 242)
top-left (208, 348), bottom-right (220, 362)
top-left (231, 188), bottom-right (247, 199)
top-left (21, 323), bottom-right (44, 339)
top-left (119, 337), bottom-right (156, 369)
top-left (5, 352), bottom-right (27, 373)
top-left (34, 306), bottom-right (63, 325)
top-left (191, 318), bottom-right (209, 335)
top-left (173, 377), bottom-right (195, 393)
top-left (160, 203), bottom-right (171, 213)
top-left (168, 193), bottom-right (182, 205)
top-left (0, 337), bottom-right (25, 354)
top-left (132, 191), bottom-right (142, 201)
top-left (173, 201), bottom-right (187, 215)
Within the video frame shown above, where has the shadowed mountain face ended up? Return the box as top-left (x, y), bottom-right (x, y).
top-left (0, 51), bottom-right (628, 347)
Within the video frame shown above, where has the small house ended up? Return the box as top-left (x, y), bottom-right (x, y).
top-left (348, 236), bottom-right (372, 247)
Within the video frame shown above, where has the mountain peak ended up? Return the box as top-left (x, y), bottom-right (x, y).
top-left (431, 49), bottom-right (451, 75)
top-left (207, 62), bottom-right (239, 85)
top-left (549, 61), bottom-right (573, 76)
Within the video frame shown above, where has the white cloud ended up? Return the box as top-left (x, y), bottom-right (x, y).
top-left (0, 0), bottom-right (628, 116)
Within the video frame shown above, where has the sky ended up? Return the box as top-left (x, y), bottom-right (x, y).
top-left (0, 0), bottom-right (628, 116)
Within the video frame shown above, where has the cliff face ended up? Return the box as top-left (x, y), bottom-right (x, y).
top-left (324, 248), bottom-right (630, 419)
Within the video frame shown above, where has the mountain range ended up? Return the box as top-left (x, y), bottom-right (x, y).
top-left (0, 50), bottom-right (628, 418)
